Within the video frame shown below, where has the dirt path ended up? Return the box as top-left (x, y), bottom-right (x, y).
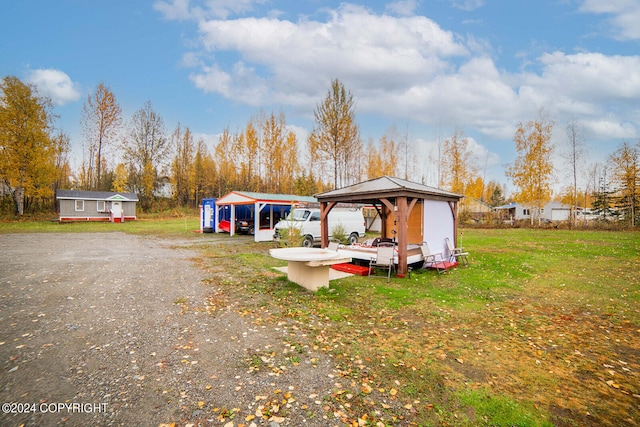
top-left (0, 233), bottom-right (337, 427)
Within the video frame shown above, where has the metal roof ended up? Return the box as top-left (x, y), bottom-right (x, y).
top-left (315, 176), bottom-right (463, 203)
top-left (56, 190), bottom-right (139, 202)
top-left (216, 191), bottom-right (317, 205)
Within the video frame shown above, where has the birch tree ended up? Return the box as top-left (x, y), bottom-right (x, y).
top-left (193, 139), bottom-right (217, 204)
top-left (214, 127), bottom-right (236, 196)
top-left (506, 111), bottom-right (555, 225)
top-left (308, 78), bottom-right (360, 188)
top-left (81, 83), bottom-right (121, 190)
top-left (170, 123), bottom-right (195, 206)
top-left (0, 76), bottom-right (56, 215)
top-left (440, 129), bottom-right (476, 195)
top-left (563, 120), bottom-right (587, 225)
top-left (365, 131), bottom-right (399, 179)
top-left (122, 101), bottom-right (169, 210)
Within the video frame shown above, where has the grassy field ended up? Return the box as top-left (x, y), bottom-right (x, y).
top-left (2, 218), bottom-right (638, 426)
top-left (0, 212), bottom-right (202, 235)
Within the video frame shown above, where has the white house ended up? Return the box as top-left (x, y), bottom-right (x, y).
top-left (494, 201), bottom-right (572, 223)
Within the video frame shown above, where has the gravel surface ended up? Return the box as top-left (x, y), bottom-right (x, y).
top-left (0, 233), bottom-right (338, 427)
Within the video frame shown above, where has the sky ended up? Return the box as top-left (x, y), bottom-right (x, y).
top-left (2, 0), bottom-right (639, 194)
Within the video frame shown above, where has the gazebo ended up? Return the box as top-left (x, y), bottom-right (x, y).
top-left (315, 176), bottom-right (464, 275)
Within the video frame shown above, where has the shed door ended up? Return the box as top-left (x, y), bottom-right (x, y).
top-left (112, 201), bottom-right (122, 217)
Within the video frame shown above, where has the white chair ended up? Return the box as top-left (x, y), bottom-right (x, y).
top-left (420, 242), bottom-right (445, 274)
top-left (445, 237), bottom-right (469, 266)
top-left (327, 241), bottom-right (340, 251)
top-left (368, 243), bottom-right (395, 281)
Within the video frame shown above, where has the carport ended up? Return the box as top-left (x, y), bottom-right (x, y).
top-left (315, 176), bottom-right (463, 276)
top-left (215, 191), bottom-right (317, 242)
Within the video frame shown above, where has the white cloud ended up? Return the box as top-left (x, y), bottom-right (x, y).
top-left (385, 0), bottom-right (419, 16)
top-left (179, 2), bottom-right (639, 156)
top-left (26, 68), bottom-right (81, 106)
top-left (154, 0), bottom-right (265, 20)
top-left (579, 0), bottom-right (640, 40)
top-left (193, 4), bottom-right (468, 109)
top-left (450, 0), bottom-right (484, 12)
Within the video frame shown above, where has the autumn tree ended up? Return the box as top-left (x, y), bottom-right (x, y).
top-left (608, 141), bottom-right (639, 226)
top-left (192, 139), bottom-right (217, 205)
top-left (506, 111), bottom-right (555, 225)
top-left (170, 123), bottom-right (195, 206)
top-left (365, 131), bottom-right (399, 179)
top-left (563, 120), bottom-right (587, 225)
top-left (261, 111), bottom-right (298, 193)
top-left (50, 131), bottom-right (73, 212)
top-left (309, 78), bottom-right (360, 189)
top-left (112, 163), bottom-right (128, 192)
top-left (213, 127), bottom-right (236, 196)
top-left (440, 129), bottom-right (477, 195)
top-left (81, 83), bottom-right (122, 190)
top-left (234, 119), bottom-right (260, 192)
top-left (0, 76), bottom-right (57, 215)
top-left (122, 101), bottom-right (169, 211)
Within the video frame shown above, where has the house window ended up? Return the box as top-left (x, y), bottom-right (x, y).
top-left (97, 201), bottom-right (106, 212)
top-left (523, 208), bottom-right (530, 216)
top-left (75, 200), bottom-right (84, 211)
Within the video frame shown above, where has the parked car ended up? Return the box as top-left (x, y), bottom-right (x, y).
top-left (274, 207), bottom-right (366, 247)
top-left (235, 218), bottom-right (254, 235)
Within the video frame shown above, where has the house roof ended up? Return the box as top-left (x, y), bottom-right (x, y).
top-left (56, 190), bottom-right (139, 202)
top-left (315, 176), bottom-right (463, 204)
top-left (216, 191), bottom-right (317, 206)
top-left (493, 202), bottom-right (518, 210)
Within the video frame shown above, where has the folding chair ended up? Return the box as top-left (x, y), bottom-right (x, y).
top-left (368, 243), bottom-right (395, 281)
top-left (420, 242), bottom-right (445, 274)
top-left (445, 237), bottom-right (469, 266)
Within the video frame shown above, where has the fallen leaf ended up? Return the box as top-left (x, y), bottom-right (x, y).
top-left (606, 380), bottom-right (620, 389)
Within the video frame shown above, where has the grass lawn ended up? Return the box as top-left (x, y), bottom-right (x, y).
top-left (2, 219), bottom-right (638, 426)
top-left (201, 227), bottom-right (639, 427)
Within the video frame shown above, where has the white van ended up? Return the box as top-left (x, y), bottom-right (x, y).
top-left (274, 207), bottom-right (366, 247)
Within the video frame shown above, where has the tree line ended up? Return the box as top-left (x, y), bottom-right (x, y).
top-left (1, 75), bottom-right (638, 226)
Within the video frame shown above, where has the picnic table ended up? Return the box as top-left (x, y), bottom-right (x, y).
top-left (269, 247), bottom-right (351, 292)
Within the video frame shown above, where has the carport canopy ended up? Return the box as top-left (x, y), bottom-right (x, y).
top-left (215, 191), bottom-right (317, 241)
top-left (315, 176), bottom-right (463, 275)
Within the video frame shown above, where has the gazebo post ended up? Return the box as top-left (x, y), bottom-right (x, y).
top-left (319, 201), bottom-right (337, 248)
top-left (396, 196), bottom-right (408, 275)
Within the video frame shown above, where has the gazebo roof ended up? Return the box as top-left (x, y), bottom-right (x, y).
top-left (315, 176), bottom-right (463, 203)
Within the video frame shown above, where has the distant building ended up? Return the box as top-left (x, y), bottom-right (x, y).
top-left (462, 197), bottom-right (493, 222)
top-left (56, 190), bottom-right (138, 223)
top-left (493, 201), bottom-right (572, 223)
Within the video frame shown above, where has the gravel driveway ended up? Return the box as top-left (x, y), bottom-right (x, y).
top-left (0, 233), bottom-right (337, 427)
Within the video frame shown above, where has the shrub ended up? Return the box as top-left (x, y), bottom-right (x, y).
top-left (331, 223), bottom-right (347, 244)
top-left (278, 223), bottom-right (304, 247)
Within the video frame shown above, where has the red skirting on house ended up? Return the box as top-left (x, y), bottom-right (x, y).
top-left (59, 217), bottom-right (136, 222)
top-left (59, 217), bottom-right (110, 222)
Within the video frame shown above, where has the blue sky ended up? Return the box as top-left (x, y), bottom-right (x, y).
top-left (2, 0), bottom-right (639, 193)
